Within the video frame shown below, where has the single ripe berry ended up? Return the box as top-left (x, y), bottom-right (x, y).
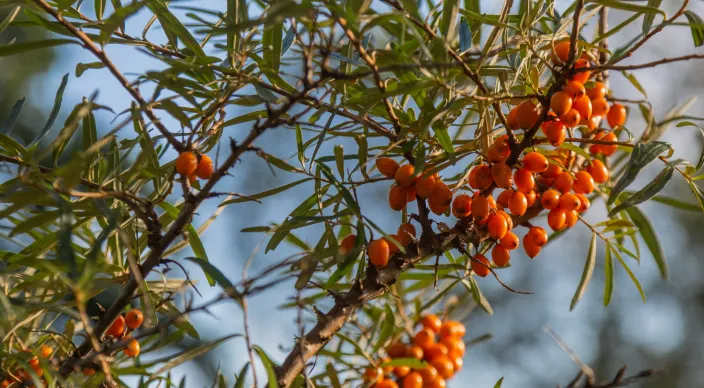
top-left (377, 157), bottom-right (400, 177)
top-left (548, 209), bottom-right (567, 231)
top-left (573, 171), bottom-right (595, 194)
top-left (428, 200), bottom-right (448, 216)
top-left (497, 210), bottom-right (513, 230)
top-left (394, 365), bottom-right (411, 378)
top-left (527, 226), bottom-right (549, 247)
top-left (564, 81), bottom-right (586, 99)
top-left (571, 59), bottom-right (591, 84)
top-left (491, 163), bottom-right (513, 189)
top-left (559, 193), bottom-right (581, 211)
top-left (587, 159), bottom-right (609, 183)
top-left (585, 115), bottom-right (602, 132)
top-left (384, 235), bottom-right (400, 255)
top-left (508, 191), bottom-right (528, 216)
top-left (488, 139), bottom-right (511, 162)
top-left (573, 94), bottom-right (592, 120)
top-left (497, 189), bottom-right (512, 208)
top-left (386, 343), bottom-right (407, 358)
top-left (398, 223), bottom-right (416, 246)
top-left (389, 185), bottom-right (407, 211)
top-left (523, 152), bottom-right (549, 173)
top-left (487, 213), bottom-right (508, 240)
top-left (124, 338), bottom-right (140, 357)
top-left (468, 164), bottom-right (493, 190)
top-left (415, 174), bottom-right (437, 198)
top-left (194, 154), bottom-right (214, 180)
top-left (500, 232), bottom-right (519, 250)
top-left (125, 309), bottom-right (144, 330)
top-left (451, 194), bottom-right (472, 218)
top-left (175, 152), bottom-right (198, 176)
top-left (368, 239), bottom-right (390, 267)
top-left (471, 195), bottom-right (490, 220)
top-left (471, 254), bottom-right (491, 277)
top-left (514, 168), bottom-right (535, 193)
top-left (546, 121), bottom-right (566, 146)
top-left (429, 355), bottom-right (455, 379)
top-left (538, 190), bottom-right (559, 210)
top-left (554, 171), bottom-right (574, 193)
top-left (607, 103), bottom-right (627, 128)
top-left (395, 164), bottom-right (416, 187)
top-left (426, 378), bottom-right (447, 388)
top-left (420, 365), bottom-right (439, 384)
top-left (40, 345), bottom-right (53, 359)
top-left (425, 343), bottom-right (449, 360)
top-left (543, 163), bottom-right (563, 178)
top-left (526, 190), bottom-right (537, 207)
top-left (414, 327), bottom-right (436, 349)
top-left (507, 106), bottom-right (519, 130)
top-left (575, 193), bottom-right (591, 213)
top-left (429, 180), bottom-right (453, 208)
top-left (440, 320), bottom-right (466, 338)
top-left (586, 81), bottom-right (607, 100)
top-left (591, 98), bottom-right (610, 117)
top-left (551, 41), bottom-right (571, 63)
top-left (402, 372), bottom-right (423, 388)
top-left (363, 367), bottom-right (384, 383)
top-left (406, 345), bottom-right (424, 360)
top-left (106, 315), bottom-right (126, 338)
top-left (421, 314), bottom-right (443, 333)
top-left (516, 100), bottom-right (541, 130)
top-left (377, 379), bottom-right (400, 388)
top-left (601, 132), bottom-right (618, 156)
top-left (441, 335), bottom-right (466, 357)
top-left (565, 210), bottom-right (579, 227)
top-left (83, 368), bottom-right (96, 376)
top-left (524, 239), bottom-right (541, 258)
top-left (492, 245), bottom-right (511, 266)
top-left (339, 234), bottom-right (356, 255)
top-left (404, 185), bottom-right (417, 203)
top-left (452, 356), bottom-right (464, 372)
top-left (550, 91), bottom-right (573, 116)
top-left (559, 109), bottom-right (581, 127)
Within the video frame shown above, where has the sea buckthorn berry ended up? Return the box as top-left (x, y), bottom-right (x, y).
top-left (402, 372), bottom-right (423, 388)
top-left (524, 239), bottom-right (541, 258)
top-left (40, 345), bottom-right (52, 359)
top-left (571, 59), bottom-right (591, 84)
top-left (83, 368), bottom-right (96, 376)
top-left (507, 106), bottom-right (519, 130)
top-left (526, 190), bottom-right (537, 207)
top-left (546, 121), bottom-right (567, 146)
top-left (586, 159), bottom-right (608, 184)
top-left (404, 185), bottom-right (417, 202)
top-left (339, 234), bottom-right (356, 255)
top-left (377, 380), bottom-right (399, 388)
top-left (425, 343), bottom-right (449, 360)
top-left (394, 366), bottom-right (411, 378)
top-left (516, 100), bottom-right (541, 130)
top-left (363, 367), bottom-right (384, 383)
top-left (489, 139), bottom-right (511, 163)
top-left (514, 168), bottom-right (535, 193)
top-left (523, 152), bottom-right (549, 173)
top-left (575, 193), bottom-right (591, 213)
top-left (452, 356), bottom-right (463, 373)
top-left (607, 103), bottom-right (627, 128)
top-left (403, 345), bottom-right (423, 360)
top-left (429, 201), bottom-right (449, 216)
top-left (188, 174), bottom-right (197, 184)
top-left (419, 365), bottom-right (439, 383)
top-left (124, 338), bottom-right (140, 357)
top-left (500, 232), bottom-right (520, 250)
top-left (395, 164), bottom-right (416, 187)
top-left (497, 189), bottom-right (512, 209)
top-left (586, 81), bottom-right (607, 100)
top-left (175, 152), bottom-right (198, 176)
top-left (389, 185), bottom-right (407, 211)
top-left (492, 245), bottom-right (511, 267)
top-left (548, 209), bottom-right (567, 231)
top-left (125, 309), bottom-right (144, 330)
top-left (554, 171), bottom-right (574, 193)
top-left (441, 320), bottom-right (466, 338)
top-left (194, 154), bottom-right (214, 180)
top-left (106, 315), bottom-right (126, 338)
top-left (565, 210), bottom-right (579, 227)
top-left (451, 194), bottom-right (472, 218)
top-left (559, 109), bottom-right (581, 127)
top-left (559, 193), bottom-right (581, 211)
top-left (564, 80), bottom-right (586, 99)
top-left (387, 343), bottom-right (407, 358)
top-left (589, 131), bottom-right (606, 155)
top-left (601, 132), bottom-right (618, 156)
top-left (550, 91), bottom-right (573, 116)
top-left (585, 115), bottom-right (602, 132)
top-left (441, 336), bottom-right (466, 356)
top-left (591, 98), bottom-right (610, 117)
top-left (1, 380), bottom-right (10, 388)
top-left (415, 173), bottom-right (437, 198)
top-left (398, 223), bottom-right (416, 246)
top-left (471, 254), bottom-right (491, 277)
top-left (368, 239), bottom-right (390, 267)
top-left (573, 171), bottom-right (595, 194)
top-left (429, 180), bottom-right (453, 208)
top-left (430, 355), bottom-right (455, 379)
top-left (471, 195), bottom-right (490, 219)
top-left (414, 327), bottom-right (435, 349)
top-left (543, 163), bottom-right (563, 178)
top-left (422, 314), bottom-right (442, 333)
top-left (488, 213), bottom-right (508, 240)
top-left (427, 378), bottom-right (447, 388)
top-left (384, 235), bottom-right (400, 255)
top-left (497, 210), bottom-right (513, 230)
top-left (508, 191), bottom-right (528, 216)
top-left (377, 157), bottom-right (400, 178)
top-left (469, 164), bottom-right (493, 190)
top-left (492, 163), bottom-right (513, 189)
top-left (551, 40), bottom-right (571, 63)
top-left (527, 226), bottom-right (548, 247)
top-left (539, 189), bottom-right (559, 210)
top-left (573, 94), bottom-right (592, 120)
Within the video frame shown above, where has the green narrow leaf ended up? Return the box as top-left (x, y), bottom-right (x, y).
top-left (148, 1), bottom-right (206, 56)
top-left (220, 178), bottom-right (313, 205)
top-left (0, 39), bottom-right (79, 57)
top-left (625, 206), bottom-right (668, 279)
top-left (494, 377), bottom-right (505, 388)
top-left (603, 243), bottom-right (614, 307)
top-left (185, 225), bottom-right (213, 285)
top-left (262, 19), bottom-right (283, 71)
top-left (373, 305), bottom-right (395, 353)
top-left (649, 194), bottom-right (700, 212)
top-left (234, 363), bottom-right (250, 388)
top-left (295, 124), bottom-right (305, 168)
top-left (611, 246), bottom-right (646, 302)
top-left (608, 141), bottom-right (671, 204)
top-left (466, 276), bottom-right (493, 315)
top-left (354, 134), bottom-right (368, 178)
top-left (157, 99), bottom-right (192, 128)
top-left (459, 18), bottom-right (471, 52)
top-left (253, 345), bottom-right (280, 388)
top-left (560, 143), bottom-right (591, 161)
top-left (684, 11), bottom-right (704, 48)
top-left (0, 6), bottom-right (21, 35)
top-left (100, 1), bottom-right (147, 43)
top-left (434, 127), bottom-right (454, 154)
top-left (183, 257), bottom-right (234, 291)
top-left (379, 358), bottom-right (428, 369)
top-left (622, 71), bottom-right (648, 98)
top-left (95, 0), bottom-right (107, 19)
top-left (334, 145), bottom-right (345, 179)
top-left (282, 25), bottom-right (296, 54)
top-left (0, 98), bottom-right (24, 134)
top-left (32, 73), bottom-right (68, 145)
top-left (608, 166), bottom-right (674, 216)
top-left (440, 0), bottom-right (459, 40)
top-left (591, 0), bottom-right (665, 15)
top-left (642, 0), bottom-right (662, 34)
top-left (154, 335), bottom-right (239, 375)
top-left (75, 62), bottom-right (105, 78)
top-left (570, 232), bottom-right (597, 311)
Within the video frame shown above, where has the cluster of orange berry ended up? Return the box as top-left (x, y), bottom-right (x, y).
top-left (340, 223), bottom-right (417, 268)
top-left (363, 314), bottom-right (465, 388)
top-left (175, 151), bottom-right (214, 182)
top-left (104, 308), bottom-right (145, 360)
top-left (0, 345), bottom-right (54, 387)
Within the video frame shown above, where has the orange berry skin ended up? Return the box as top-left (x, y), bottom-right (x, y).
top-left (559, 193), bottom-right (581, 211)
top-left (404, 185), bottom-right (417, 203)
top-left (527, 226), bottom-right (548, 247)
top-left (428, 201), bottom-right (449, 216)
top-left (419, 365), bottom-right (439, 384)
top-left (414, 328), bottom-right (436, 349)
top-left (550, 91), bottom-right (573, 116)
top-left (406, 345), bottom-right (424, 360)
top-left (394, 366), bottom-right (411, 378)
top-left (402, 372), bottom-right (423, 388)
top-left (565, 210), bottom-right (579, 227)
top-left (384, 235), bottom-right (400, 255)
top-left (586, 81), bottom-right (607, 100)
top-left (426, 378), bottom-right (447, 388)
top-left (497, 189), bottom-right (512, 209)
top-left (546, 121), bottom-right (566, 146)
top-left (526, 190), bottom-right (537, 206)
top-left (516, 100), bottom-right (541, 130)
top-left (552, 41), bottom-right (571, 63)
top-left (469, 165), bottom-right (493, 190)
top-left (1, 380), bottom-right (10, 388)
top-left (398, 223), bottom-right (416, 246)
top-left (492, 163), bottom-right (513, 189)
top-left (591, 98), bottom-right (610, 117)
top-left (175, 152), bottom-right (198, 176)
top-left (524, 240), bottom-right (541, 258)
top-left (368, 239), bottom-right (390, 267)
top-left (440, 320), bottom-right (465, 338)
top-left (607, 103), bottom-right (626, 128)
top-left (429, 355), bottom-right (455, 379)
top-left (508, 191), bottom-right (528, 216)
top-left (106, 315), bottom-right (126, 338)
top-left (541, 189), bottom-right (561, 209)
top-left (507, 106), bottom-right (519, 130)
top-left (488, 140), bottom-right (511, 163)
top-left (559, 109), bottom-right (581, 127)
top-left (543, 163), bottom-right (563, 179)
top-left (471, 195), bottom-right (490, 220)
top-left (514, 168), bottom-right (535, 193)
top-left (389, 185), bottom-right (407, 211)
top-left (573, 94), bottom-right (592, 120)
top-left (499, 232), bottom-right (520, 250)
top-left (376, 380), bottom-right (400, 388)
top-left (471, 254), bottom-right (491, 277)
top-left (415, 174), bottom-right (437, 198)
top-left (425, 343), bottom-right (449, 360)
top-left (387, 343), bottom-right (407, 358)
top-left (523, 152), bottom-right (549, 173)
top-left (587, 159), bottom-right (609, 183)
top-left (571, 59), bottom-right (591, 84)
top-left (585, 115), bottom-right (602, 132)
top-left (488, 213), bottom-right (508, 240)
top-left (125, 309), bottom-right (144, 330)
top-left (441, 336), bottom-right (466, 356)
top-left (548, 209), bottom-right (567, 231)
top-left (339, 234), bottom-right (356, 255)
top-left (497, 210), bottom-right (514, 230)
top-left (124, 338), bottom-right (140, 357)
top-left (554, 172), bottom-right (574, 193)
top-left (492, 245), bottom-right (511, 267)
top-left (452, 356), bottom-right (464, 373)
top-left (576, 193), bottom-right (591, 213)
top-left (564, 81), bottom-right (586, 99)
top-left (395, 165), bottom-right (416, 187)
top-left (194, 154), bottom-right (214, 179)
top-left (377, 157), bottom-right (400, 178)
top-left (363, 367), bottom-right (384, 383)
top-left (429, 180), bottom-right (453, 208)
top-left (40, 345), bottom-right (53, 359)
top-left (573, 171), bottom-right (595, 194)
top-left (422, 314), bottom-right (443, 333)
top-left (601, 132), bottom-right (618, 156)
top-left (451, 194), bottom-right (472, 218)
top-left (83, 368), bottom-right (96, 376)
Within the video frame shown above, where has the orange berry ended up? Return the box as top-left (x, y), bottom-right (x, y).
top-left (389, 185), bottom-right (407, 211)
top-left (587, 159), bottom-right (608, 183)
top-left (559, 109), bottom-right (581, 127)
top-left (607, 103), bottom-right (626, 128)
top-left (523, 152), bottom-right (549, 173)
top-left (548, 209), bottom-right (567, 231)
top-left (387, 343), bottom-right (407, 358)
top-left (541, 189), bottom-right (560, 209)
top-left (376, 380), bottom-right (400, 388)
top-left (194, 154), bottom-right (214, 180)
top-left (573, 94), bottom-right (592, 120)
top-left (402, 372), bottom-right (423, 388)
top-left (514, 168), bottom-right (535, 193)
top-left (404, 185), bottom-right (417, 202)
top-left (471, 195), bottom-right (490, 220)
top-left (497, 210), bottom-right (514, 230)
top-left (507, 106), bottom-right (519, 130)
top-left (398, 223), bottom-right (416, 246)
top-left (429, 180), bottom-right (453, 208)
top-left (526, 226), bottom-right (548, 247)
top-left (601, 132), bottom-right (618, 156)
top-left (428, 201), bottom-right (449, 216)
top-left (377, 157), bottom-right (400, 178)
top-left (451, 194), bottom-right (472, 218)
top-left (441, 335), bottom-right (466, 356)
top-left (524, 241), bottom-right (542, 258)
top-left (419, 365), bottom-right (439, 384)
top-left (429, 355), bottom-right (455, 379)
top-left (469, 164), bottom-right (493, 190)
top-left (395, 164), bottom-right (416, 187)
top-left (106, 315), bottom-right (126, 338)
top-left (413, 328), bottom-right (435, 349)
top-left (452, 356), bottom-right (463, 373)
top-left (575, 193), bottom-right (591, 213)
top-left (508, 191), bottom-right (528, 216)
top-left (384, 235), bottom-right (400, 255)
top-left (559, 193), bottom-right (581, 211)
top-left (551, 41), bottom-right (571, 64)
top-left (571, 59), bottom-right (591, 84)
top-left (175, 152), bottom-right (198, 176)
top-left (573, 171), bottom-right (595, 194)
top-left (40, 345), bottom-right (52, 359)
top-left (487, 213), bottom-right (508, 240)
top-left (554, 171), bottom-right (574, 193)
top-left (585, 115), bottom-right (602, 132)
top-left (488, 139), bottom-right (511, 163)
top-left (550, 91), bottom-right (573, 116)
top-left (425, 343), bottom-right (449, 360)
top-left (516, 100), bottom-right (541, 130)
top-left (543, 163), bottom-right (563, 179)
top-left (188, 174), bottom-right (197, 184)
top-left (83, 368), bottom-right (95, 376)
top-left (422, 314), bottom-right (442, 333)
top-left (415, 174), bottom-right (437, 198)
top-left (339, 234), bottom-right (357, 255)
top-left (499, 232), bottom-right (519, 250)
top-left (589, 131), bottom-right (606, 155)
top-left (125, 309), bottom-right (144, 330)
top-left (565, 210), bottom-right (579, 227)
top-left (496, 189), bottom-right (511, 209)
top-left (471, 254), bottom-right (491, 277)
top-left (363, 367), bottom-right (384, 383)
top-left (492, 245), bottom-right (511, 266)
top-left (586, 81), bottom-right (607, 100)
top-left (124, 338), bottom-right (140, 357)
top-left (368, 239), bottom-right (390, 267)
top-left (563, 81), bottom-right (586, 99)
top-left (546, 121), bottom-right (566, 146)
top-left (491, 163), bottom-right (513, 189)
top-left (406, 345), bottom-right (424, 360)
top-left (426, 378), bottom-right (447, 388)
top-left (591, 98), bottom-right (610, 117)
